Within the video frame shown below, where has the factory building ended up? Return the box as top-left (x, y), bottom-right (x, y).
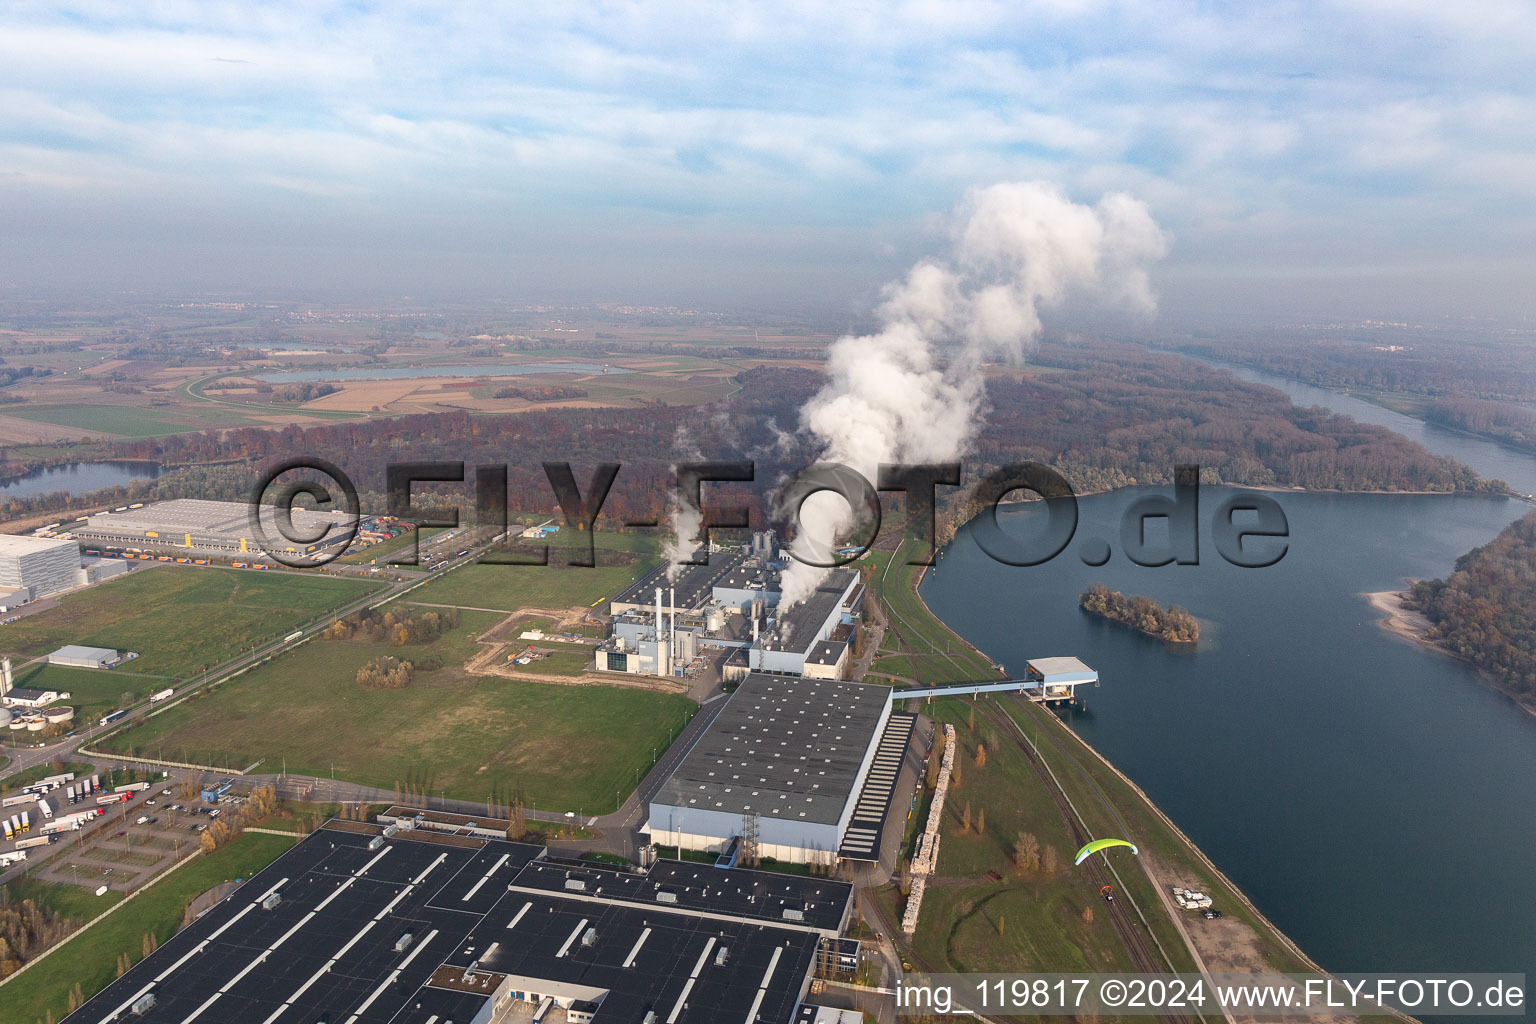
top-left (71, 498), bottom-right (358, 559)
top-left (647, 673), bottom-right (901, 866)
top-left (68, 819), bottom-right (850, 1024)
top-left (0, 533), bottom-right (81, 599)
top-left (747, 571), bottom-right (862, 677)
top-left (597, 540), bottom-right (865, 680)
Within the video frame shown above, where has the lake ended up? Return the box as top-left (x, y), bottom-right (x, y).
top-left (922, 364), bottom-right (1536, 981)
top-left (257, 362), bottom-right (631, 383)
top-left (0, 460), bottom-right (160, 499)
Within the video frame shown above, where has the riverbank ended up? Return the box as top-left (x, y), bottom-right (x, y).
top-left (1367, 589), bottom-right (1536, 718)
top-left (888, 548), bottom-right (1346, 993)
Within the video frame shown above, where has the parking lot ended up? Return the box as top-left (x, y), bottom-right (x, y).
top-left (27, 781), bottom-right (249, 896)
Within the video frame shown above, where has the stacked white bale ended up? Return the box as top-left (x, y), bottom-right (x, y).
top-left (902, 723), bottom-right (957, 934)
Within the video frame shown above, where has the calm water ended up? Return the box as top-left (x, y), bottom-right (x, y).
top-left (0, 460), bottom-right (159, 498)
top-left (257, 362), bottom-right (630, 383)
top-left (922, 366), bottom-right (1536, 980)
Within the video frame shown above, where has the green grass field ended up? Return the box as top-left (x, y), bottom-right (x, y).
top-left (98, 620), bottom-right (693, 812)
top-left (2, 832), bottom-right (297, 1024)
top-left (0, 567), bottom-right (385, 679)
top-left (2, 404), bottom-right (196, 439)
top-left (9, 663), bottom-right (152, 724)
top-left (401, 558), bottom-right (653, 612)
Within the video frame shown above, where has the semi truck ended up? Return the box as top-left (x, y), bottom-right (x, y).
top-left (96, 793), bottom-right (131, 806)
top-left (148, 688), bottom-right (175, 703)
top-left (2, 820), bottom-right (12, 841)
top-left (37, 799), bottom-right (52, 819)
top-left (113, 782), bottom-right (151, 794)
top-left (15, 835), bottom-right (56, 849)
top-left (1, 794), bottom-right (34, 809)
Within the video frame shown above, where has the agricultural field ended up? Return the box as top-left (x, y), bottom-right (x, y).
top-left (2, 832), bottom-right (297, 1024)
top-left (402, 557), bottom-right (653, 612)
top-left (0, 403), bottom-right (201, 439)
top-left (0, 566), bottom-right (385, 679)
top-left (97, 615), bottom-right (694, 813)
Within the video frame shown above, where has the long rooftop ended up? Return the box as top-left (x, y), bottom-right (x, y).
top-left (652, 672), bottom-right (890, 825)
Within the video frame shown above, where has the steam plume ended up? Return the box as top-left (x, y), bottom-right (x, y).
top-left (777, 181), bottom-right (1167, 608)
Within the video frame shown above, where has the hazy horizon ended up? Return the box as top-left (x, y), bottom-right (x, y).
top-left (3, 2), bottom-right (1535, 325)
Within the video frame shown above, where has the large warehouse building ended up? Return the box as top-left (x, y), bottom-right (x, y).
top-left (68, 820), bottom-right (851, 1024)
top-left (72, 498), bottom-right (357, 559)
top-left (0, 533), bottom-right (80, 599)
top-left (648, 673), bottom-right (912, 866)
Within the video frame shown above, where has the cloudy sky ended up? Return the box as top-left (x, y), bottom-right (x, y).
top-left (2, 1), bottom-right (1533, 322)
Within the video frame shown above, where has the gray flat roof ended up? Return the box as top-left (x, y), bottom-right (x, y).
top-left (76, 498), bottom-right (352, 543)
top-left (806, 640), bottom-right (847, 666)
top-left (66, 824), bottom-right (842, 1024)
top-left (50, 644), bottom-right (117, 660)
top-left (761, 570), bottom-right (855, 654)
top-left (652, 672), bottom-right (889, 825)
top-left (611, 551), bottom-right (747, 611)
top-left (0, 533), bottom-right (76, 555)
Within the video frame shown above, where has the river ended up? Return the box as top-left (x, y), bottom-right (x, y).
top-left (0, 460), bottom-right (160, 499)
top-left (920, 364), bottom-right (1536, 982)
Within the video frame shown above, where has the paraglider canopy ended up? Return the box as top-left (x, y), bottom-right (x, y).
top-left (1074, 838), bottom-right (1139, 866)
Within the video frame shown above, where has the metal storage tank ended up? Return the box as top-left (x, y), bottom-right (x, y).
top-left (705, 606), bottom-right (725, 633)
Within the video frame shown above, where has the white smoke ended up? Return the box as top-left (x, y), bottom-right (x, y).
top-left (662, 425), bottom-right (705, 579)
top-left (777, 181), bottom-right (1167, 608)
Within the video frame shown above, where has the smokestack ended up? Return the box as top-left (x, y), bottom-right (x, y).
top-left (669, 586), bottom-right (677, 659)
top-left (1, 657), bottom-right (10, 695)
top-left (654, 586), bottom-right (669, 677)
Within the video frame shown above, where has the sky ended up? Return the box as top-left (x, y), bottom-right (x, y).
top-left (2, 1), bottom-right (1534, 323)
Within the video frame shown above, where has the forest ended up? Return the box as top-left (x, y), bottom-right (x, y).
top-left (1079, 583), bottom-right (1200, 643)
top-left (1157, 331), bottom-right (1536, 403)
top-left (1406, 511), bottom-right (1536, 709)
top-left (1422, 399), bottom-right (1536, 454)
top-left (0, 339), bottom-right (1498, 530)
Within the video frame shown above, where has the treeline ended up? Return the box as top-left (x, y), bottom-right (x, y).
top-left (0, 898), bottom-right (73, 977)
top-left (1079, 583), bottom-right (1199, 643)
top-left (255, 382), bottom-right (341, 403)
top-left (1158, 332), bottom-right (1536, 403)
top-left (356, 655), bottom-right (414, 689)
top-left (492, 384), bottom-right (589, 401)
top-left (1406, 511), bottom-right (1536, 708)
top-left (978, 341), bottom-right (1493, 495)
top-left (324, 605), bottom-right (459, 646)
top-left (1423, 399), bottom-right (1536, 454)
top-left (0, 338), bottom-right (1495, 530)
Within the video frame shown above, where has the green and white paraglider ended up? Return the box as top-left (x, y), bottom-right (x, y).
top-left (1073, 838), bottom-right (1139, 866)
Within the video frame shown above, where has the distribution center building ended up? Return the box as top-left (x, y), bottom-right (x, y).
top-left (0, 533), bottom-right (81, 599)
top-left (68, 819), bottom-right (851, 1024)
top-left (47, 644), bottom-right (122, 669)
top-left (72, 498), bottom-right (357, 559)
top-left (648, 673), bottom-right (899, 866)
